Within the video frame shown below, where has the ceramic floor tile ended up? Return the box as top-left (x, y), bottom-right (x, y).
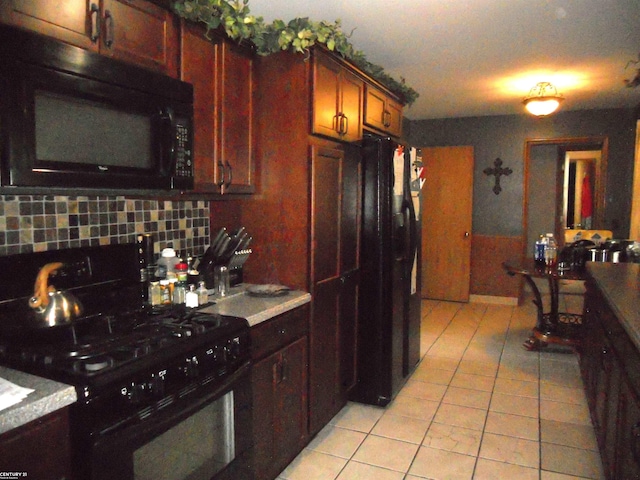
top-left (417, 355), bottom-right (460, 372)
top-left (442, 385), bottom-right (492, 409)
top-left (456, 359), bottom-right (499, 377)
top-left (541, 382), bottom-right (589, 405)
top-left (398, 377), bottom-right (447, 402)
top-left (540, 399), bottom-right (593, 426)
top-left (478, 432), bottom-right (539, 468)
top-left (408, 446), bottom-right (476, 480)
top-left (279, 298), bottom-right (604, 480)
top-left (371, 412), bottom-right (430, 444)
top-left (541, 419), bottom-right (599, 450)
top-left (351, 435), bottom-right (419, 473)
top-left (422, 422), bottom-right (482, 456)
top-left (433, 403), bottom-right (487, 431)
top-left (541, 442), bottom-right (605, 479)
top-left (277, 449), bottom-right (347, 480)
top-left (306, 424), bottom-right (367, 458)
top-left (493, 376), bottom-right (539, 398)
top-left (484, 411), bottom-right (539, 441)
top-left (473, 458), bottom-right (540, 480)
top-left (329, 402), bottom-right (385, 433)
top-left (450, 372), bottom-right (496, 392)
top-left (540, 471), bottom-right (594, 479)
top-left (411, 367), bottom-right (455, 385)
top-left (490, 392), bottom-right (539, 418)
top-left (385, 395), bottom-right (439, 422)
top-left (336, 461), bottom-right (405, 480)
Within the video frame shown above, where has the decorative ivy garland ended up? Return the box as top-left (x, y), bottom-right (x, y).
top-left (172, 0), bottom-right (419, 105)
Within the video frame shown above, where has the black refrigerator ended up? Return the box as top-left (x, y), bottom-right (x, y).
top-left (352, 134), bottom-right (422, 407)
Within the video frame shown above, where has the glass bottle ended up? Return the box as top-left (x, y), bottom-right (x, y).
top-left (197, 281), bottom-right (209, 305)
top-left (544, 233), bottom-right (558, 268)
top-left (149, 281), bottom-right (162, 306)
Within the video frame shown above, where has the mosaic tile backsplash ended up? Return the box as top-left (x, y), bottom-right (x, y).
top-left (0, 195), bottom-right (210, 259)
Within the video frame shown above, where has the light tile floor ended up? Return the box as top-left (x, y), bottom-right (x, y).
top-left (278, 294), bottom-right (604, 480)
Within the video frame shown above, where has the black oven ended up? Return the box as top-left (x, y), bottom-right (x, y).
top-left (79, 357), bottom-right (253, 480)
top-left (0, 24), bottom-right (194, 192)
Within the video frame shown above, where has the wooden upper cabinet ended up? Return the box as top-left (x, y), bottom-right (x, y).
top-left (364, 84), bottom-right (403, 138)
top-left (218, 40), bottom-right (255, 194)
top-left (180, 21), bottom-right (255, 194)
top-left (100, 0), bottom-right (178, 76)
top-left (0, 0), bottom-right (93, 50)
top-left (312, 50), bottom-right (363, 143)
top-left (0, 0), bottom-right (179, 76)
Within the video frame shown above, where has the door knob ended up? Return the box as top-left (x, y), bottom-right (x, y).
top-left (464, 232), bottom-right (470, 238)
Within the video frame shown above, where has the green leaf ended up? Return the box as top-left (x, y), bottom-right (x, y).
top-left (172, 0), bottom-right (419, 105)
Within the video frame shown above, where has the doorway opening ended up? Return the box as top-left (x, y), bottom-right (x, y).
top-left (523, 136), bottom-right (608, 254)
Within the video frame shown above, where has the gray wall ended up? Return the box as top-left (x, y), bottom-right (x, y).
top-left (406, 108), bottom-right (637, 238)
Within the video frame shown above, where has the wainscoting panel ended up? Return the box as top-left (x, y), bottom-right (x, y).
top-left (470, 234), bottom-right (523, 300)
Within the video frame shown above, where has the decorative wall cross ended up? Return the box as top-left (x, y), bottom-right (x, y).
top-left (483, 157), bottom-right (512, 195)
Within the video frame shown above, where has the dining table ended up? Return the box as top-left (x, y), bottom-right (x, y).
top-left (502, 258), bottom-right (587, 351)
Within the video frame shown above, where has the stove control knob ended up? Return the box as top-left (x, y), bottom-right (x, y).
top-left (149, 371), bottom-right (166, 397)
top-left (121, 382), bottom-right (146, 404)
top-left (184, 355), bottom-right (199, 377)
top-left (227, 337), bottom-right (242, 360)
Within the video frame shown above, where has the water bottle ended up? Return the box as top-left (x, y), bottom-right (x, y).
top-left (534, 235), bottom-right (546, 266)
top-left (544, 233), bottom-right (558, 268)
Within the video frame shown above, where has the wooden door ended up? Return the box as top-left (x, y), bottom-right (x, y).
top-left (421, 146), bottom-right (473, 302)
top-left (101, 0), bottom-right (178, 76)
top-left (312, 52), bottom-right (341, 140)
top-left (339, 69), bottom-right (363, 143)
top-left (180, 21), bottom-right (217, 191)
top-left (309, 143), bottom-right (361, 435)
top-left (0, 0), bottom-right (95, 51)
top-left (217, 41), bottom-right (255, 194)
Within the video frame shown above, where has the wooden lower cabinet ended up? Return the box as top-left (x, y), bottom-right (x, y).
top-left (250, 306), bottom-right (309, 480)
top-left (0, 407), bottom-right (71, 480)
top-left (580, 278), bottom-right (640, 479)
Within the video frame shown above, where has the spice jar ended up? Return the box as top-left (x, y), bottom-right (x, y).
top-left (185, 284), bottom-right (199, 308)
top-left (149, 281), bottom-right (161, 306)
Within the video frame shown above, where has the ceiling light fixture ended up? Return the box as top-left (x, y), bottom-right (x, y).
top-left (523, 81), bottom-right (564, 116)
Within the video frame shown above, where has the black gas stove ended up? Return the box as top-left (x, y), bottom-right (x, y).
top-left (0, 244), bottom-right (250, 393)
top-left (0, 243), bottom-right (254, 480)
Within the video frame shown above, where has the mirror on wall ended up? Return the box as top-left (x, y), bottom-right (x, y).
top-left (524, 136), bottom-right (608, 250)
top-left (562, 150), bottom-right (600, 230)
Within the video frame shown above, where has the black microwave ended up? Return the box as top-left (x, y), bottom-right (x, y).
top-left (0, 24), bottom-right (194, 192)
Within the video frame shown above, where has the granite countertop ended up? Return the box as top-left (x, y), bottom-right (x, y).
top-left (0, 367), bottom-right (76, 434)
top-left (201, 284), bottom-right (311, 327)
top-left (586, 262), bottom-right (640, 347)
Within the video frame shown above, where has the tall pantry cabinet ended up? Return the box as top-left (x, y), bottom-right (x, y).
top-left (240, 47), bottom-right (362, 437)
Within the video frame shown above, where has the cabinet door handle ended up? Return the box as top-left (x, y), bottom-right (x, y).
top-left (224, 161), bottom-right (233, 189)
top-left (281, 357), bottom-right (288, 382)
top-left (383, 110), bottom-right (391, 127)
top-left (332, 114), bottom-right (340, 133)
top-left (90, 3), bottom-right (100, 43)
top-left (217, 160), bottom-right (226, 189)
top-left (339, 114), bottom-right (349, 135)
top-left (104, 10), bottom-right (114, 48)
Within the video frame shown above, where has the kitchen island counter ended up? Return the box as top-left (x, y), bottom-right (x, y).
top-left (201, 284), bottom-right (311, 327)
top-left (586, 262), bottom-right (640, 348)
top-left (0, 367), bottom-right (76, 434)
